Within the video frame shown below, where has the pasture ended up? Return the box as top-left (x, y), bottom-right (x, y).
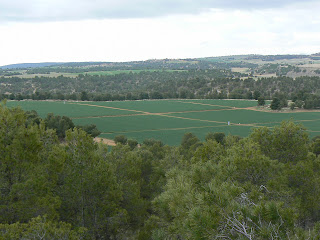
top-left (6, 99), bottom-right (320, 145)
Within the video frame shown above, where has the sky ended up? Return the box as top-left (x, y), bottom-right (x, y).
top-left (0, 0), bottom-right (319, 66)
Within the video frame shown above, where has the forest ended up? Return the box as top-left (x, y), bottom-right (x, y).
top-left (1, 102), bottom-right (320, 239)
top-left (2, 73), bottom-right (320, 109)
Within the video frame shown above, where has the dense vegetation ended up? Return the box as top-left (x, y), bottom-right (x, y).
top-left (1, 72), bottom-right (320, 104)
top-left (25, 109), bottom-right (101, 139)
top-left (1, 103), bottom-right (320, 239)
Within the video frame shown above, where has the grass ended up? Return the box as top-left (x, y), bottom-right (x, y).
top-left (6, 99), bottom-right (320, 145)
top-left (178, 99), bottom-right (260, 108)
top-left (6, 101), bottom-right (133, 118)
top-left (168, 109), bottom-right (288, 125)
top-left (72, 114), bottom-right (222, 133)
top-left (84, 100), bottom-right (231, 113)
top-left (99, 125), bottom-right (253, 146)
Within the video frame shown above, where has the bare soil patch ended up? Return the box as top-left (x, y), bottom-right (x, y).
top-left (231, 67), bottom-right (250, 73)
top-left (94, 137), bottom-right (116, 146)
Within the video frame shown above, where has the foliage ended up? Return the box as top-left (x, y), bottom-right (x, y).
top-left (151, 120), bottom-right (320, 239)
top-left (127, 139), bottom-right (139, 150)
top-left (59, 129), bottom-right (125, 238)
top-left (205, 132), bottom-right (225, 144)
top-left (257, 96), bottom-right (265, 106)
top-left (270, 97), bottom-right (282, 110)
top-left (0, 104), bottom-right (61, 224)
top-left (45, 113), bottom-right (75, 138)
top-left (250, 121), bottom-right (309, 164)
top-left (76, 124), bottom-right (101, 137)
top-left (0, 216), bottom-right (86, 240)
top-left (114, 135), bottom-right (128, 145)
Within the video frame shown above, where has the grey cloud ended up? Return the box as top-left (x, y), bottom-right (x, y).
top-left (0, 0), bottom-right (318, 22)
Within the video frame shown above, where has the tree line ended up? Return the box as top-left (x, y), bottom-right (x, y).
top-left (1, 71), bottom-right (320, 99)
top-left (1, 103), bottom-right (320, 239)
top-left (2, 73), bottom-right (320, 109)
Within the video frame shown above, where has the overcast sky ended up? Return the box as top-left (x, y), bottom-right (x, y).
top-left (0, 0), bottom-right (319, 66)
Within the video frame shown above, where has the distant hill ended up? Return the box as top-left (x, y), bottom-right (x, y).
top-left (199, 54), bottom-right (313, 62)
top-left (1, 53), bottom-right (319, 69)
top-left (57, 62), bottom-right (109, 67)
top-left (0, 62), bottom-right (62, 69)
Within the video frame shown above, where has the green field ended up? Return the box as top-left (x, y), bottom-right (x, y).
top-left (6, 99), bottom-right (320, 145)
top-left (6, 101), bottom-right (133, 118)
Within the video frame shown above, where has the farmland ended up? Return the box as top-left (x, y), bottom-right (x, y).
top-left (6, 99), bottom-right (320, 145)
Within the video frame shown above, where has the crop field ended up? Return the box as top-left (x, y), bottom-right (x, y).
top-left (6, 99), bottom-right (320, 145)
top-left (6, 101), bottom-right (133, 118)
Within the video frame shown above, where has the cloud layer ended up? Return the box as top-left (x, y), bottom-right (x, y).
top-left (1, 4), bottom-right (319, 66)
top-left (0, 0), bottom-right (319, 65)
top-left (1, 0), bottom-right (318, 22)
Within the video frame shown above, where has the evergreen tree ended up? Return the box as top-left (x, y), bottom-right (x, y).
top-left (257, 96), bottom-right (265, 106)
top-left (270, 97), bottom-right (281, 110)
